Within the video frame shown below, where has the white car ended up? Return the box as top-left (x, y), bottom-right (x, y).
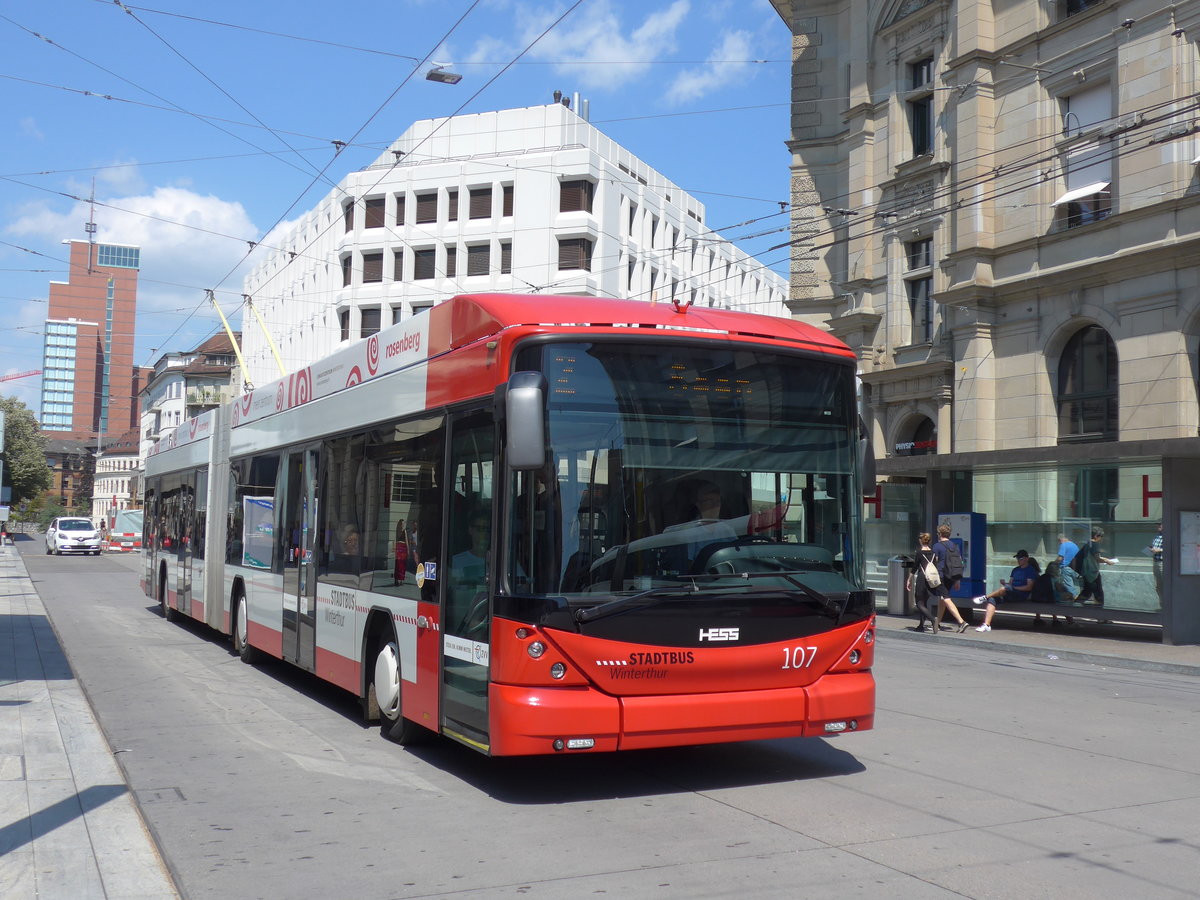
top-left (45, 517), bottom-right (103, 556)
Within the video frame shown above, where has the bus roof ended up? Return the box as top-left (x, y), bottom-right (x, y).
top-left (441, 293), bottom-right (854, 357)
top-left (141, 293), bottom-right (857, 451)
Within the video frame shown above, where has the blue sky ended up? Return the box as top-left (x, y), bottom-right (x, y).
top-left (1, 0), bottom-right (793, 411)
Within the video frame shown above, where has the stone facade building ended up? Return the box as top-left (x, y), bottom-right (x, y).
top-left (771, 0), bottom-right (1200, 641)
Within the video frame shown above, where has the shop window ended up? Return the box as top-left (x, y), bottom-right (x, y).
top-left (1058, 325), bottom-right (1118, 443)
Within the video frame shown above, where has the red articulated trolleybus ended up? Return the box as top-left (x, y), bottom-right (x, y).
top-left (142, 293), bottom-right (876, 756)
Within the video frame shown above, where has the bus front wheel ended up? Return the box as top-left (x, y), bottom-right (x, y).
top-left (233, 593), bottom-right (260, 664)
top-left (371, 639), bottom-right (425, 745)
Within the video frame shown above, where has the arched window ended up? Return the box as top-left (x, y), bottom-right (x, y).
top-left (1058, 325), bottom-right (1117, 443)
top-left (894, 416), bottom-right (937, 457)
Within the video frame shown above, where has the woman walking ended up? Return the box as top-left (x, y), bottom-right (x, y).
top-left (906, 533), bottom-right (968, 633)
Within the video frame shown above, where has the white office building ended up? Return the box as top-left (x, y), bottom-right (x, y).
top-left (240, 102), bottom-right (788, 386)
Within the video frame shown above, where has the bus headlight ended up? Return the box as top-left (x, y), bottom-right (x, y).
top-left (849, 649), bottom-right (861, 664)
top-left (527, 641), bottom-right (546, 659)
top-left (550, 662), bottom-right (566, 679)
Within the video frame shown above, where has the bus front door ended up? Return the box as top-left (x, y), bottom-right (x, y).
top-left (281, 446), bottom-right (319, 672)
top-left (441, 411), bottom-right (494, 751)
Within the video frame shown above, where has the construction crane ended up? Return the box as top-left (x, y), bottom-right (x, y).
top-left (0, 370), bottom-right (41, 383)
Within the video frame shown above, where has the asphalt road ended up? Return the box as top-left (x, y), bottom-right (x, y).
top-left (22, 545), bottom-right (1200, 900)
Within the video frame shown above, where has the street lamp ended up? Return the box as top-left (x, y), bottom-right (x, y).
top-left (425, 64), bottom-right (462, 85)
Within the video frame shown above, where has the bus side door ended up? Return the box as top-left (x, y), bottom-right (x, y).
top-left (441, 410), bottom-right (495, 750)
top-left (280, 446), bottom-right (319, 672)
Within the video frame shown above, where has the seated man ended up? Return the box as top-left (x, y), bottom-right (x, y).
top-left (971, 549), bottom-right (1037, 633)
top-left (678, 480), bottom-right (738, 569)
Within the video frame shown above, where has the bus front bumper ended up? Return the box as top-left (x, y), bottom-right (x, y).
top-left (489, 671), bottom-right (874, 756)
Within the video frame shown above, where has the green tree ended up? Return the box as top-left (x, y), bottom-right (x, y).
top-left (1, 396), bottom-right (52, 506)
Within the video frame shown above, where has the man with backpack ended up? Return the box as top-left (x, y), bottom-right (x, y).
top-left (1072, 527), bottom-right (1117, 607)
top-left (931, 524), bottom-right (969, 632)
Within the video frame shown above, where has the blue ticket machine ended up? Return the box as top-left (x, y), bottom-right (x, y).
top-left (937, 512), bottom-right (986, 599)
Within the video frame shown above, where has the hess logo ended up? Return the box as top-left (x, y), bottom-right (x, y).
top-left (699, 627), bottom-right (740, 642)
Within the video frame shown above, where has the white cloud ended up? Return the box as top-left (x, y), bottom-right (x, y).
top-left (6, 186), bottom-right (259, 360)
top-left (665, 30), bottom-right (755, 104)
top-left (514, 0), bottom-right (691, 91)
top-left (19, 117), bottom-right (43, 140)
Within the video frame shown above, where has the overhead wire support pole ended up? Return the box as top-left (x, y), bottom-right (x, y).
top-left (206, 290), bottom-right (254, 391)
top-left (242, 294), bottom-right (287, 378)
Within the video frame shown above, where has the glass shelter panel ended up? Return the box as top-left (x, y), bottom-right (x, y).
top-left (971, 462), bottom-right (1162, 612)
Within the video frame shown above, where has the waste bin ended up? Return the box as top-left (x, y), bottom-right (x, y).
top-left (887, 555), bottom-right (914, 615)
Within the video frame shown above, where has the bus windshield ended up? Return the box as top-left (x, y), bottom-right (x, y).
top-left (507, 340), bottom-right (864, 610)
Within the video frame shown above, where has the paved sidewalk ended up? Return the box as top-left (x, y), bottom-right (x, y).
top-left (0, 539), bottom-right (178, 900)
top-left (875, 604), bottom-right (1200, 676)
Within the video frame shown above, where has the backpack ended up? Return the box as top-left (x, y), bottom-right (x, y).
top-left (943, 540), bottom-right (964, 582)
top-left (1030, 571), bottom-right (1055, 603)
top-left (1069, 547), bottom-right (1086, 574)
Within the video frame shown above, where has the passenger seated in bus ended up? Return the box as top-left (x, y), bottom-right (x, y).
top-left (680, 480), bottom-right (738, 568)
top-left (450, 510), bottom-right (490, 635)
top-left (657, 480), bottom-right (739, 571)
top-left (330, 524), bottom-right (363, 575)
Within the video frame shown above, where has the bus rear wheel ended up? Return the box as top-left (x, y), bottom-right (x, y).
top-left (160, 571), bottom-right (178, 622)
top-left (232, 592), bottom-right (260, 664)
top-left (371, 639), bottom-right (426, 745)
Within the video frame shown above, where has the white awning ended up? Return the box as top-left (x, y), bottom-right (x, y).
top-left (1052, 181), bottom-right (1110, 206)
top-left (1193, 153), bottom-right (1200, 165)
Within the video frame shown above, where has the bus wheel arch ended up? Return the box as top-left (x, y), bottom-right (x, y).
top-left (363, 613), bottom-right (427, 745)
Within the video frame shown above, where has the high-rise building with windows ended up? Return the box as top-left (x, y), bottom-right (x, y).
top-left (240, 102), bottom-right (788, 387)
top-left (40, 239), bottom-right (142, 441)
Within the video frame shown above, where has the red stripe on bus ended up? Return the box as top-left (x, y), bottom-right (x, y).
top-left (247, 621), bottom-right (283, 659)
top-left (315, 647), bottom-right (359, 694)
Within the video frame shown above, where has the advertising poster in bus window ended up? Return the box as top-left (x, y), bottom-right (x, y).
top-left (243, 497), bottom-right (274, 568)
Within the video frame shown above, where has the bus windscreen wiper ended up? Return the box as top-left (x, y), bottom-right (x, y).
top-left (688, 570), bottom-right (841, 613)
top-left (575, 584), bottom-right (695, 623)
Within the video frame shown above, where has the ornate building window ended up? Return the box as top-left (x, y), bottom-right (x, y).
top-left (1058, 325), bottom-right (1118, 443)
top-left (907, 58), bottom-right (935, 158)
top-left (905, 237), bottom-right (933, 344)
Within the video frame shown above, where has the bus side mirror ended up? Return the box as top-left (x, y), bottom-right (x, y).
top-left (859, 416), bottom-right (876, 498)
top-left (506, 371), bottom-right (548, 470)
